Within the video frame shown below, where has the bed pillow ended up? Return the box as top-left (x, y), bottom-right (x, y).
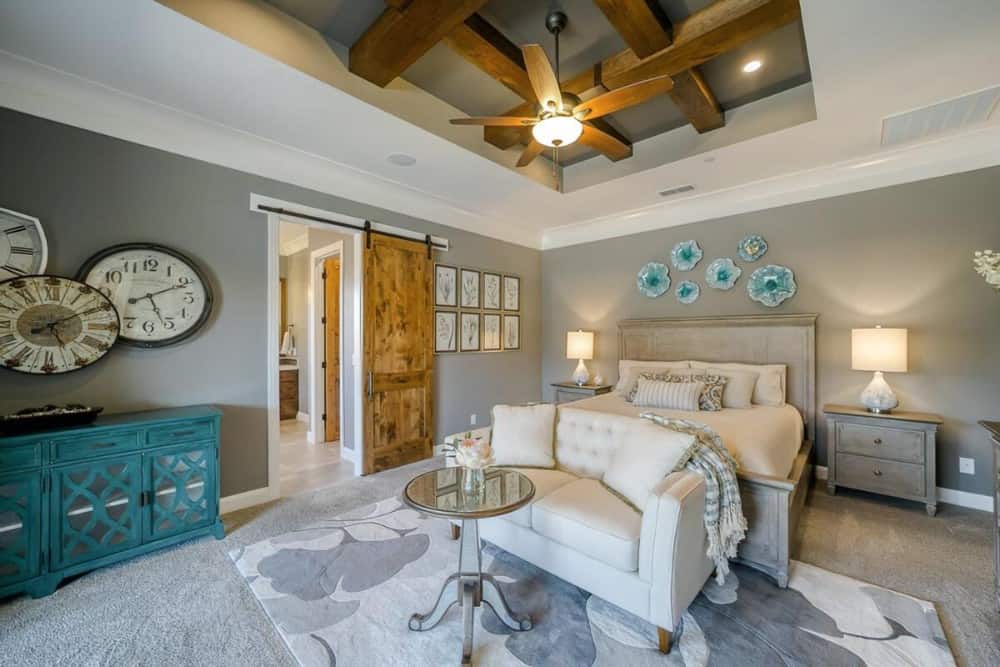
top-left (665, 371), bottom-right (728, 411)
top-left (614, 360), bottom-right (689, 396)
top-left (490, 403), bottom-right (556, 468)
top-left (689, 361), bottom-right (786, 406)
top-left (602, 425), bottom-right (697, 510)
top-left (704, 367), bottom-right (758, 409)
top-left (632, 378), bottom-right (704, 411)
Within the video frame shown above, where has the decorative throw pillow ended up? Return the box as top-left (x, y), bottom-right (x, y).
top-left (632, 378), bottom-right (703, 411)
top-left (615, 362), bottom-right (688, 398)
top-left (705, 367), bottom-right (758, 409)
top-left (690, 361), bottom-right (785, 406)
top-left (625, 370), bottom-right (670, 402)
top-left (490, 403), bottom-right (556, 468)
top-left (602, 423), bottom-right (697, 509)
top-left (665, 372), bottom-right (727, 411)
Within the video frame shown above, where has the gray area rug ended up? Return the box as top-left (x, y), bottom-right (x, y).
top-left (231, 496), bottom-right (955, 666)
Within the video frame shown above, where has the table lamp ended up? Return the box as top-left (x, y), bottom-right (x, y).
top-left (852, 326), bottom-right (907, 413)
top-left (566, 330), bottom-right (594, 386)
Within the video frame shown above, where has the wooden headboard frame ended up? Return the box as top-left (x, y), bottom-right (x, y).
top-left (618, 314), bottom-right (818, 441)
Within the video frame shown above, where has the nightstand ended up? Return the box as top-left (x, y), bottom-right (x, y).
top-left (551, 382), bottom-right (612, 404)
top-left (824, 404), bottom-right (942, 515)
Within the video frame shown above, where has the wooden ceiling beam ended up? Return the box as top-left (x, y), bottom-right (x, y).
top-left (349, 0), bottom-right (489, 87)
top-left (594, 0), bottom-right (724, 133)
top-left (488, 0), bottom-right (799, 147)
top-left (443, 14), bottom-right (537, 103)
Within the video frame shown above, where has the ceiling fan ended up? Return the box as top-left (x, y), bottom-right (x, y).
top-left (450, 10), bottom-right (674, 168)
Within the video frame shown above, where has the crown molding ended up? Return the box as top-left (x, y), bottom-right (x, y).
top-left (543, 123), bottom-right (1000, 249)
top-left (0, 49), bottom-right (544, 250)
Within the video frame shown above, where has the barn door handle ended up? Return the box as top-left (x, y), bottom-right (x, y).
top-left (873, 438), bottom-right (882, 445)
top-left (367, 371), bottom-right (374, 399)
top-left (872, 468), bottom-right (883, 477)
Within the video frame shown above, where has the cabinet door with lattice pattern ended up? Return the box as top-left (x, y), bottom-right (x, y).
top-left (143, 442), bottom-right (217, 541)
top-left (0, 472), bottom-right (41, 588)
top-left (51, 456), bottom-right (142, 570)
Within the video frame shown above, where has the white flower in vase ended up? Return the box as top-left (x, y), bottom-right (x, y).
top-left (451, 433), bottom-right (495, 470)
top-left (974, 249), bottom-right (1000, 291)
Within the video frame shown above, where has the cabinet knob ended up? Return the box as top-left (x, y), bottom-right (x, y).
top-left (873, 468), bottom-right (883, 477)
top-left (873, 438), bottom-right (882, 445)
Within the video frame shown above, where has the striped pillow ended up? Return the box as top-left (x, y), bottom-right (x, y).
top-left (633, 378), bottom-right (704, 411)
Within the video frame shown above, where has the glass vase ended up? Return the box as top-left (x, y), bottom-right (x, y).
top-left (461, 467), bottom-right (485, 497)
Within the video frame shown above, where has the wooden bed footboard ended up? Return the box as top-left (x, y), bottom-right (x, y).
top-left (734, 439), bottom-right (813, 587)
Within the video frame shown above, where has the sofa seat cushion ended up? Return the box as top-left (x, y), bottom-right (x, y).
top-left (500, 468), bottom-right (578, 528)
top-left (531, 479), bottom-right (642, 572)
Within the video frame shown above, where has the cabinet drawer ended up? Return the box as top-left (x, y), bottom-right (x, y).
top-left (0, 443), bottom-right (42, 471)
top-left (146, 419), bottom-right (215, 446)
top-left (838, 423), bottom-right (924, 463)
top-left (836, 453), bottom-right (925, 498)
top-left (53, 431), bottom-right (141, 462)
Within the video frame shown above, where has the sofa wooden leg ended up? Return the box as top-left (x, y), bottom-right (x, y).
top-left (657, 627), bottom-right (672, 654)
top-left (450, 524), bottom-right (461, 540)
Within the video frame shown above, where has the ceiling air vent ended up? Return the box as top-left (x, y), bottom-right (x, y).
top-left (658, 184), bottom-right (695, 198)
top-left (881, 85), bottom-right (1000, 147)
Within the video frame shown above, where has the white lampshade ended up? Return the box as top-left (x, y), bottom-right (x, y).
top-left (532, 115), bottom-right (583, 148)
top-left (566, 330), bottom-right (594, 360)
top-left (852, 327), bottom-right (908, 373)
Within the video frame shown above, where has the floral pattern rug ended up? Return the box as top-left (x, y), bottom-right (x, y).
top-left (229, 497), bottom-right (954, 666)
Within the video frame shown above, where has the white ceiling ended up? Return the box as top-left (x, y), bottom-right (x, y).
top-left (1, 0), bottom-right (998, 250)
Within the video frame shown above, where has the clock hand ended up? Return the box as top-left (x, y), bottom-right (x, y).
top-left (29, 306), bottom-right (105, 333)
top-left (149, 296), bottom-right (166, 326)
top-left (127, 284), bottom-right (185, 304)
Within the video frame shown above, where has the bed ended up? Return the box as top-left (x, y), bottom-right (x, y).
top-left (606, 313), bottom-right (817, 587)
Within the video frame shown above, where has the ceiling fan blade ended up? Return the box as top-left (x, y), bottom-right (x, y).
top-left (521, 44), bottom-right (562, 111)
top-left (573, 76), bottom-right (674, 120)
top-left (450, 116), bottom-right (538, 127)
top-left (578, 123), bottom-right (632, 161)
top-left (516, 140), bottom-right (546, 168)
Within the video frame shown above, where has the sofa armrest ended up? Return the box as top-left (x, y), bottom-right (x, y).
top-left (639, 470), bottom-right (716, 630)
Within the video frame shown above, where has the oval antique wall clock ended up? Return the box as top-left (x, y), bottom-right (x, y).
top-left (78, 243), bottom-right (213, 348)
top-left (0, 275), bottom-right (120, 374)
top-left (0, 207), bottom-right (48, 280)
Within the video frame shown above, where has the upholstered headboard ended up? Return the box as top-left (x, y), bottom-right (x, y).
top-left (618, 314), bottom-right (817, 441)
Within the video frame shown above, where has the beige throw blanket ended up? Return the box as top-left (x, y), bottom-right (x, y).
top-left (640, 412), bottom-right (748, 584)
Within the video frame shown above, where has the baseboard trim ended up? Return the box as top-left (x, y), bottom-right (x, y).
top-left (814, 465), bottom-right (992, 512)
top-left (220, 486), bottom-right (279, 515)
top-left (296, 411), bottom-right (309, 423)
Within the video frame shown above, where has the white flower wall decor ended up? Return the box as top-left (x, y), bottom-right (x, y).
top-left (974, 249), bottom-right (1000, 291)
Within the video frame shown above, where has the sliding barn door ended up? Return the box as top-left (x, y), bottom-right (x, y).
top-left (324, 256), bottom-right (341, 443)
top-left (362, 234), bottom-right (434, 474)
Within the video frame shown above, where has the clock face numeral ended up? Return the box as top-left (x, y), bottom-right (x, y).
top-left (79, 244), bottom-right (212, 348)
top-left (0, 276), bottom-right (119, 375)
top-left (0, 209), bottom-right (47, 280)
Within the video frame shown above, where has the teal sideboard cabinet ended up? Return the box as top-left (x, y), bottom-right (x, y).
top-left (0, 405), bottom-right (224, 599)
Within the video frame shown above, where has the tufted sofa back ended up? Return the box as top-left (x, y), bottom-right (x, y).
top-left (554, 407), bottom-right (669, 479)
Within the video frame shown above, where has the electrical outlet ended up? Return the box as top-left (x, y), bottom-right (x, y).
top-left (959, 457), bottom-right (975, 475)
top-left (470, 414), bottom-right (477, 426)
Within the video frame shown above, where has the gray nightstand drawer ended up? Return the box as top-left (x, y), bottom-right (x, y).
top-left (836, 453), bottom-right (925, 498)
top-left (838, 423), bottom-right (924, 463)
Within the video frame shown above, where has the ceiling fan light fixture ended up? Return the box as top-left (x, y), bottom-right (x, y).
top-left (531, 115), bottom-right (583, 148)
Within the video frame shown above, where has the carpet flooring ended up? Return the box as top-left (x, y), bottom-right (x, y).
top-left (1, 458), bottom-right (996, 666)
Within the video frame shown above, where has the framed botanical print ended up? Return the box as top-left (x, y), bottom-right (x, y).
top-left (503, 275), bottom-right (520, 311)
top-left (460, 312), bottom-right (480, 352)
top-left (503, 314), bottom-right (520, 350)
top-left (460, 268), bottom-right (480, 308)
top-left (435, 310), bottom-right (457, 353)
top-left (435, 264), bottom-right (457, 307)
top-left (482, 313), bottom-right (501, 351)
top-left (483, 272), bottom-right (501, 310)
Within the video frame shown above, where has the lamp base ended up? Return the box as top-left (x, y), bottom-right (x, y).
top-left (571, 359), bottom-right (590, 386)
top-left (860, 371), bottom-right (898, 413)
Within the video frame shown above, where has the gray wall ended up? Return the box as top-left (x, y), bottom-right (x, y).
top-left (283, 246), bottom-right (311, 413)
top-left (542, 166), bottom-right (1000, 495)
top-left (0, 108), bottom-right (541, 497)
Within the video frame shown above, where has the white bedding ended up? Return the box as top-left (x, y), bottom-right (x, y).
top-left (564, 392), bottom-right (804, 479)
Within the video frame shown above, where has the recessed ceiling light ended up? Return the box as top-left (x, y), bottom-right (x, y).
top-left (386, 153), bottom-right (417, 167)
top-left (742, 60), bottom-right (762, 73)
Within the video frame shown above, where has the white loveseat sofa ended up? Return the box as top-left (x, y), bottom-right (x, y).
top-left (445, 407), bottom-right (715, 653)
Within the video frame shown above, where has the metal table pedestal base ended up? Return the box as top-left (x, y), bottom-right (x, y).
top-left (409, 519), bottom-right (532, 665)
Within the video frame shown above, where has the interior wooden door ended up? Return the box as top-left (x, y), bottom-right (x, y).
top-left (362, 234), bottom-right (434, 474)
top-left (324, 256), bottom-right (341, 442)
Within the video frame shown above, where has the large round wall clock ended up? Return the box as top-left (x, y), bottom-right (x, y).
top-left (77, 243), bottom-right (213, 348)
top-left (0, 275), bottom-right (120, 374)
top-left (0, 208), bottom-right (48, 281)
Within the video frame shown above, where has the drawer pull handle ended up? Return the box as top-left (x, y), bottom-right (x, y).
top-left (873, 468), bottom-right (883, 477)
top-left (93, 442), bottom-right (117, 449)
top-left (873, 438), bottom-right (882, 445)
